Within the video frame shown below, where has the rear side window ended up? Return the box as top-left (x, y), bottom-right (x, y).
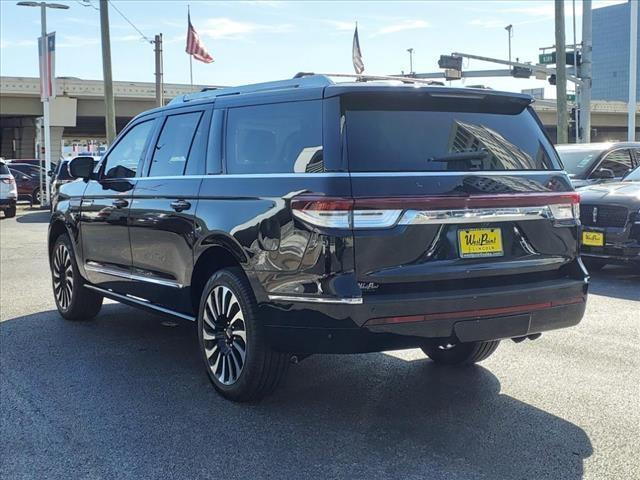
top-left (0, 163), bottom-right (9, 175)
top-left (149, 111), bottom-right (203, 177)
top-left (225, 101), bottom-right (323, 174)
top-left (597, 149), bottom-right (633, 178)
top-left (345, 101), bottom-right (557, 172)
top-left (104, 120), bottom-right (154, 179)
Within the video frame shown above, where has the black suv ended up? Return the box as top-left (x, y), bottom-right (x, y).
top-left (49, 74), bottom-right (588, 402)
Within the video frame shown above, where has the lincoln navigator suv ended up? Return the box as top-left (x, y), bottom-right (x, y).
top-left (48, 74), bottom-right (589, 402)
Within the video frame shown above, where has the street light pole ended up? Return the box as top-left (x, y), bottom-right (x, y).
top-left (628, 0), bottom-right (638, 141)
top-left (99, 0), bottom-right (116, 144)
top-left (505, 25), bottom-right (513, 65)
top-left (555, 0), bottom-right (569, 144)
top-left (407, 48), bottom-right (414, 75)
top-left (17, 1), bottom-right (69, 208)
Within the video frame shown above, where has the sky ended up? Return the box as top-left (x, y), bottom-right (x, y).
top-left (0, 0), bottom-right (629, 97)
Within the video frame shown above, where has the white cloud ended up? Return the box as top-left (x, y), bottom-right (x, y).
top-left (0, 39), bottom-right (37, 49)
top-left (57, 35), bottom-right (99, 48)
top-left (200, 17), bottom-right (292, 40)
top-left (373, 20), bottom-right (429, 36)
top-left (469, 18), bottom-right (508, 29)
top-left (323, 20), bottom-right (356, 32)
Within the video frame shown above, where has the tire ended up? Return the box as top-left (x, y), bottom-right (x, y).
top-left (197, 267), bottom-right (289, 402)
top-left (583, 258), bottom-right (606, 272)
top-left (4, 206), bottom-right (16, 218)
top-left (421, 340), bottom-right (500, 366)
top-left (51, 234), bottom-right (103, 321)
top-left (32, 188), bottom-right (41, 205)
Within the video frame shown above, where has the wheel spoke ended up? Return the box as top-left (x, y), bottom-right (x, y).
top-left (232, 340), bottom-right (246, 361)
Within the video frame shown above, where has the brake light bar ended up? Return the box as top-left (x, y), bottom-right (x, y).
top-left (291, 192), bottom-right (580, 229)
top-left (365, 295), bottom-right (586, 326)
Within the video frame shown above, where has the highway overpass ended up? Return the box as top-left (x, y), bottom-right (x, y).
top-left (1, 75), bottom-right (638, 160)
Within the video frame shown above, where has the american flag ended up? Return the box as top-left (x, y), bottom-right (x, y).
top-left (186, 13), bottom-right (214, 64)
top-left (352, 24), bottom-right (364, 74)
top-left (38, 32), bottom-right (56, 100)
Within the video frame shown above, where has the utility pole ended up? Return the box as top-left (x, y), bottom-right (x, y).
top-left (580, 0), bottom-right (592, 142)
top-left (628, 0), bottom-right (638, 141)
top-left (572, 0), bottom-right (579, 143)
top-left (154, 34), bottom-right (164, 107)
top-left (555, 0), bottom-right (568, 144)
top-left (505, 25), bottom-right (513, 65)
top-left (99, 0), bottom-right (116, 144)
top-left (407, 48), bottom-right (414, 75)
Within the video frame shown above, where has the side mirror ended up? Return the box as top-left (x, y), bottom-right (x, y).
top-left (68, 157), bottom-right (95, 180)
top-left (592, 167), bottom-right (615, 180)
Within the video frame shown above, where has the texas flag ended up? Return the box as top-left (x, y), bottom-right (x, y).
top-left (38, 32), bottom-right (56, 101)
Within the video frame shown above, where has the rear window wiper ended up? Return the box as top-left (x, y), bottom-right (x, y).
top-left (427, 150), bottom-right (489, 163)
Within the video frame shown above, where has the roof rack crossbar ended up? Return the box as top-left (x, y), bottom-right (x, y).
top-left (296, 72), bottom-right (444, 86)
top-left (170, 74), bottom-right (335, 104)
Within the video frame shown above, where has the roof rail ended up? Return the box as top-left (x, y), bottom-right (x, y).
top-left (295, 72), bottom-right (444, 86)
top-left (170, 74), bottom-right (334, 104)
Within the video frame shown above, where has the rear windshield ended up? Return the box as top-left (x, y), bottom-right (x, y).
top-left (0, 163), bottom-right (9, 175)
top-left (344, 101), bottom-right (558, 172)
top-left (556, 148), bottom-right (603, 177)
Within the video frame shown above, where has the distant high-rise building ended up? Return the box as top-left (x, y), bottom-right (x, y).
top-left (592, 1), bottom-right (640, 101)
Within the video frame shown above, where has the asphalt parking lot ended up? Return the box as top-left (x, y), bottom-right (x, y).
top-left (1, 206), bottom-right (638, 480)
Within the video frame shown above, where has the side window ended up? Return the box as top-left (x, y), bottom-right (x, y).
top-left (598, 149), bottom-right (633, 178)
top-left (634, 149), bottom-right (640, 167)
top-left (225, 101), bottom-right (323, 174)
top-left (149, 111), bottom-right (203, 177)
top-left (103, 120), bottom-right (154, 179)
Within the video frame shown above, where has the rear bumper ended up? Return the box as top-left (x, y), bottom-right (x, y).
top-left (581, 246), bottom-right (640, 265)
top-left (261, 276), bottom-right (588, 353)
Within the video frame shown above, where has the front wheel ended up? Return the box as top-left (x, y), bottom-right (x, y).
top-left (51, 234), bottom-right (103, 320)
top-left (32, 188), bottom-right (41, 205)
top-left (4, 206), bottom-right (16, 218)
top-left (421, 340), bottom-right (500, 366)
top-left (198, 267), bottom-right (288, 402)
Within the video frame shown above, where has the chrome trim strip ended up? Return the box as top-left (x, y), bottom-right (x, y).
top-left (399, 206), bottom-right (553, 225)
top-left (268, 294), bottom-right (363, 305)
top-left (85, 263), bottom-right (183, 288)
top-left (84, 285), bottom-right (195, 321)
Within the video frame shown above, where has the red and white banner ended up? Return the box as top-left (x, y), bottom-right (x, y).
top-left (38, 32), bottom-right (56, 101)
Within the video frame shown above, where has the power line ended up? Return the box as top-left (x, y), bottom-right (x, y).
top-left (107, 0), bottom-right (152, 43)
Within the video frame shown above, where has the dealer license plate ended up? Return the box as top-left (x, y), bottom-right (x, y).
top-left (458, 228), bottom-right (504, 258)
top-left (582, 231), bottom-right (604, 247)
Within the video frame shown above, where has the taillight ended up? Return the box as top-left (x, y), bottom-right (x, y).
top-left (292, 192), bottom-right (580, 229)
top-left (291, 196), bottom-right (403, 229)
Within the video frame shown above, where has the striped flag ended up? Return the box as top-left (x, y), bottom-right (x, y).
top-left (352, 24), bottom-right (364, 74)
top-left (186, 13), bottom-right (214, 64)
top-left (38, 32), bottom-right (56, 100)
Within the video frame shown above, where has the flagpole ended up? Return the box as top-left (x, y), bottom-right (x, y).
top-left (190, 55), bottom-right (193, 90)
top-left (188, 4), bottom-right (193, 90)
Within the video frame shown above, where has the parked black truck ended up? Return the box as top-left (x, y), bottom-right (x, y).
top-left (48, 74), bottom-right (589, 401)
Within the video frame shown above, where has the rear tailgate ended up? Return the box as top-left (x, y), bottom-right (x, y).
top-left (340, 90), bottom-right (580, 297)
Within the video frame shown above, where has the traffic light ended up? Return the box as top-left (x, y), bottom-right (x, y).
top-left (548, 74), bottom-right (557, 85)
top-left (511, 66), bottom-right (532, 78)
top-left (438, 55), bottom-right (463, 71)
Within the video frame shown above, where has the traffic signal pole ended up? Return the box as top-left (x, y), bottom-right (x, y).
top-left (555, 0), bottom-right (569, 144)
top-left (580, 0), bottom-right (592, 143)
top-left (99, 0), bottom-right (116, 144)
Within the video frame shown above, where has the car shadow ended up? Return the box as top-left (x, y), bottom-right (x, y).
top-left (588, 265), bottom-right (640, 301)
top-left (0, 304), bottom-right (592, 479)
top-left (15, 210), bottom-right (51, 224)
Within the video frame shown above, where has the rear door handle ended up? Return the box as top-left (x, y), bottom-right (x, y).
top-left (112, 198), bottom-right (129, 209)
top-left (170, 200), bottom-right (191, 212)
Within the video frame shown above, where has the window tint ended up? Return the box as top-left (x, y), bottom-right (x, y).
top-left (225, 101), bottom-right (323, 174)
top-left (149, 112), bottom-right (203, 177)
top-left (598, 150), bottom-right (632, 178)
top-left (103, 120), bottom-right (154, 179)
top-left (345, 104), bottom-right (556, 172)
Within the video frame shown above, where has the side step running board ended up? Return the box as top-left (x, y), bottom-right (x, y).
top-left (84, 284), bottom-right (196, 322)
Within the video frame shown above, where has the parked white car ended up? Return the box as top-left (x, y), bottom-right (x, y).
top-left (0, 161), bottom-right (18, 218)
